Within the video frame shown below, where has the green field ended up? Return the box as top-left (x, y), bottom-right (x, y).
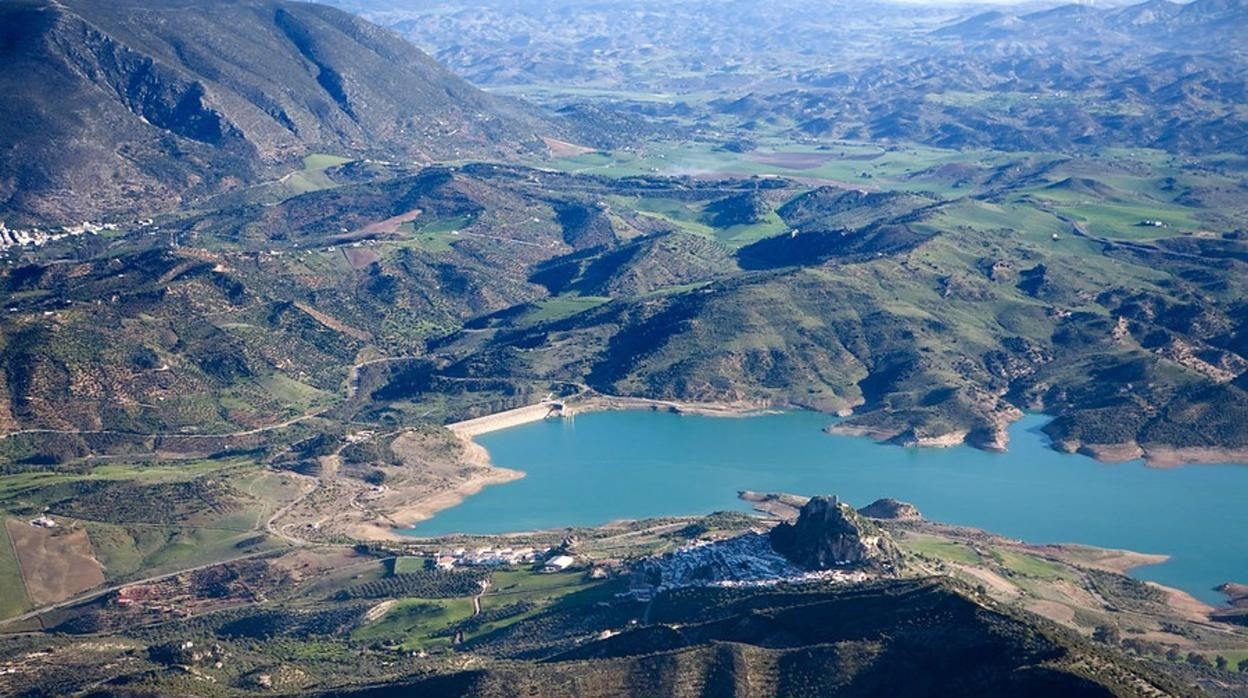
top-left (85, 522), bottom-right (283, 582)
top-left (302, 153), bottom-right (353, 171)
top-left (392, 556), bottom-right (425, 575)
top-left (527, 295), bottom-right (611, 323)
top-left (0, 523), bottom-right (30, 619)
top-left (994, 550), bottom-right (1074, 581)
top-left (283, 169), bottom-right (338, 195)
top-left (257, 374), bottom-right (336, 412)
top-left (0, 459), bottom-right (249, 511)
top-left (393, 215), bottom-right (474, 253)
top-left (609, 195), bottom-right (789, 247)
top-left (1021, 190), bottom-right (1203, 240)
top-left (488, 569), bottom-right (589, 598)
top-left (348, 569), bottom-right (608, 650)
top-left (546, 139), bottom-right (1018, 197)
top-left (351, 597), bottom-right (476, 650)
top-left (903, 537), bottom-right (983, 566)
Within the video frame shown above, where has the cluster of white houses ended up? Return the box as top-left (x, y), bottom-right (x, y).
top-left (429, 546), bottom-right (576, 573)
top-left (0, 220), bottom-right (115, 252)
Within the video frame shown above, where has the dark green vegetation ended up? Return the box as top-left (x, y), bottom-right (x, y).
top-left (337, 568), bottom-right (488, 600)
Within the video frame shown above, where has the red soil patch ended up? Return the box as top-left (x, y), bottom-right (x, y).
top-left (361, 208), bottom-right (422, 235)
top-left (543, 137), bottom-right (597, 158)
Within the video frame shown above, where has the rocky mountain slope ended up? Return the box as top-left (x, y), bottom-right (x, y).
top-left (0, 0), bottom-right (556, 224)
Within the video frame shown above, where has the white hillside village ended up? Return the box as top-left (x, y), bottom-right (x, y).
top-left (0, 220), bottom-right (116, 252)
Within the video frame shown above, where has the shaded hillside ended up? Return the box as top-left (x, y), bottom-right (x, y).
top-left (530, 233), bottom-right (735, 297)
top-left (758, 49), bottom-right (1248, 155)
top-left (324, 579), bottom-right (1189, 698)
top-left (0, 0), bottom-right (555, 224)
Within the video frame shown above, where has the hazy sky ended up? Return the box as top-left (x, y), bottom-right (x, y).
top-left (885, 0), bottom-right (1124, 4)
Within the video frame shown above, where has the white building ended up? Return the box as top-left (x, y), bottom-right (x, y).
top-left (543, 555), bottom-right (575, 572)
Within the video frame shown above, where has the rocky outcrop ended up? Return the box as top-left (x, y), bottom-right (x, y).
top-left (1212, 582), bottom-right (1248, 626)
top-left (769, 495), bottom-right (902, 572)
top-left (738, 490), bottom-right (809, 520)
top-left (1217, 582), bottom-right (1248, 606)
top-left (1208, 581), bottom-right (1248, 624)
top-left (887, 427), bottom-right (968, 449)
top-left (858, 498), bottom-right (922, 521)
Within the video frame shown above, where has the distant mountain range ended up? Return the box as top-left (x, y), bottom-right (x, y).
top-left (331, 0), bottom-right (1248, 155)
top-left (938, 0), bottom-right (1248, 50)
top-left (0, 0), bottom-right (557, 224)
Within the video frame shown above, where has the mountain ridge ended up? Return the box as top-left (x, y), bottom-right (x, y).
top-left (0, 0), bottom-right (556, 225)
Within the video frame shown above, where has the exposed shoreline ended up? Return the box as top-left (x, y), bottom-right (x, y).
top-left (576, 395), bottom-right (781, 419)
top-left (886, 520), bottom-right (1213, 617)
top-left (1062, 439), bottom-right (1248, 468)
top-left (397, 398), bottom-right (1246, 538)
top-left (357, 434), bottom-right (523, 541)
top-left (394, 396), bottom-right (780, 535)
top-left (831, 420), bottom-right (1248, 468)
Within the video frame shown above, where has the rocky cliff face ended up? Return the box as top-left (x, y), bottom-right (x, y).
top-left (769, 495), bottom-right (902, 572)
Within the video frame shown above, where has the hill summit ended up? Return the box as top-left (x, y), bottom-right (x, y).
top-left (769, 495), bottom-right (903, 572)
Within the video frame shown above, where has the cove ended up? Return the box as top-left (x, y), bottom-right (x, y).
top-left (409, 410), bottom-right (1247, 604)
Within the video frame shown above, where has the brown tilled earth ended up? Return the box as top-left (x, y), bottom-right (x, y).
top-left (5, 519), bottom-right (104, 606)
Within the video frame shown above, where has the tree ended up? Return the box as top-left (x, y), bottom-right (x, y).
top-left (1186, 652), bottom-right (1206, 668)
top-left (1238, 658), bottom-right (1248, 673)
top-left (1093, 625), bottom-right (1121, 646)
top-left (1214, 655), bottom-right (1228, 671)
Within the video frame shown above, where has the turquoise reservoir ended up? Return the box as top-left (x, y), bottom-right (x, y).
top-left (410, 411), bottom-right (1247, 603)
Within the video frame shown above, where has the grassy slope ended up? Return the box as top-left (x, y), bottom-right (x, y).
top-left (0, 522), bottom-right (31, 618)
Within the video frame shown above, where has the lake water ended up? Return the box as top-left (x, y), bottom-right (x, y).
top-left (409, 410), bottom-right (1247, 603)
